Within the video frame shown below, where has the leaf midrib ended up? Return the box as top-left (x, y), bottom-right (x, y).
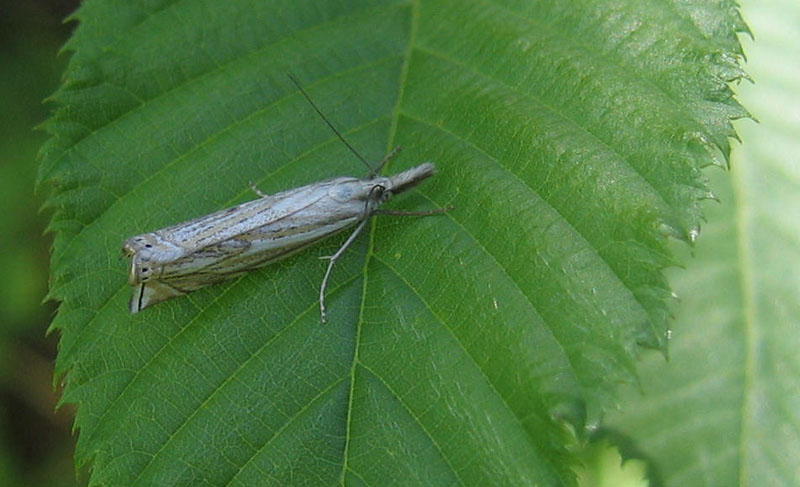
top-left (339, 0), bottom-right (421, 483)
top-left (732, 130), bottom-right (757, 485)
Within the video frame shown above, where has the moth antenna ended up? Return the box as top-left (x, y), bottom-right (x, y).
top-left (288, 73), bottom-right (373, 173)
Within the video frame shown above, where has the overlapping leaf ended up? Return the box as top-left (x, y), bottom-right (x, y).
top-left (605, 0), bottom-right (800, 484)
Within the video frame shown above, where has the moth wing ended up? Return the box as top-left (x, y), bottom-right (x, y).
top-left (130, 280), bottom-right (185, 313)
top-left (126, 176), bottom-right (362, 311)
top-left (160, 181), bottom-right (341, 254)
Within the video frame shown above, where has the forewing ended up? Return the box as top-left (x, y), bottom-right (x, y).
top-left (155, 182), bottom-right (336, 253)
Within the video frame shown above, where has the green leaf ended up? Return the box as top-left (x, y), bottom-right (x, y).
top-left (604, 0), bottom-right (800, 485)
top-left (574, 440), bottom-right (649, 487)
top-left (39, 1), bottom-right (747, 485)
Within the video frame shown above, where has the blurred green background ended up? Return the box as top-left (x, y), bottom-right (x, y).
top-left (0, 2), bottom-right (85, 486)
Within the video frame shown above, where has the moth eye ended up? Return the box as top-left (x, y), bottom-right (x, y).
top-left (371, 184), bottom-right (387, 197)
top-left (142, 267), bottom-right (149, 273)
top-left (145, 244), bottom-right (153, 248)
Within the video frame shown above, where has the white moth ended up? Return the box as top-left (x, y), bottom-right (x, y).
top-left (123, 76), bottom-right (444, 322)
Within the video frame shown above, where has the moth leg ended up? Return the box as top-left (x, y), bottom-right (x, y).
top-left (319, 218), bottom-right (369, 323)
top-left (373, 206), bottom-right (454, 217)
top-left (249, 181), bottom-right (269, 198)
top-left (369, 145), bottom-right (402, 178)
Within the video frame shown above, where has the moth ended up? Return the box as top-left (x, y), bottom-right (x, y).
top-left (123, 75), bottom-right (445, 322)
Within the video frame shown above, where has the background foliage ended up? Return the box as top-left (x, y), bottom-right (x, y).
top-left (0, 2), bottom-right (83, 487)
top-left (606, 0), bottom-right (800, 485)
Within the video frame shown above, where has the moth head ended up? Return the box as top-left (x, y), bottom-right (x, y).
top-left (385, 162), bottom-right (436, 195)
top-left (370, 184), bottom-right (391, 204)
